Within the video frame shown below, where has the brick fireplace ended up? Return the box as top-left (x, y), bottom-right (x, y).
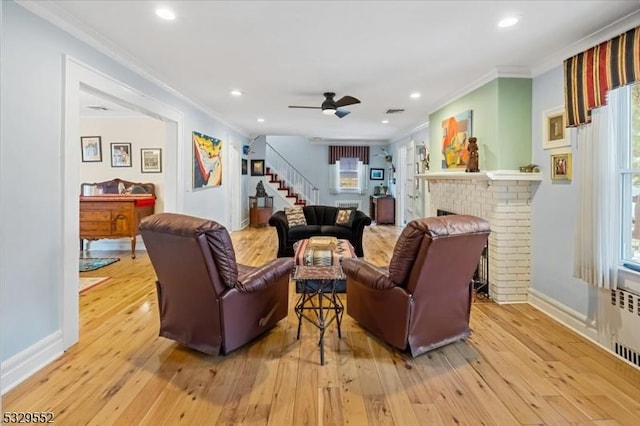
top-left (421, 171), bottom-right (541, 303)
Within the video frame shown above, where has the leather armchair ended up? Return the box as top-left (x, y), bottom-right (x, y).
top-left (342, 215), bottom-right (490, 357)
top-left (139, 213), bottom-right (294, 355)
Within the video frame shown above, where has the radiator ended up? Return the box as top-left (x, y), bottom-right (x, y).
top-left (336, 200), bottom-right (361, 210)
top-left (610, 288), bottom-right (640, 367)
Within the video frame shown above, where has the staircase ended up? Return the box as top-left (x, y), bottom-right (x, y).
top-left (265, 167), bottom-right (307, 206)
top-left (265, 143), bottom-right (319, 207)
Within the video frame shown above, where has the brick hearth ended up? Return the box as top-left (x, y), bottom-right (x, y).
top-left (421, 171), bottom-right (541, 303)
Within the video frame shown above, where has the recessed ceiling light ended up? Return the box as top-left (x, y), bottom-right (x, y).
top-left (410, 92), bottom-right (421, 99)
top-left (381, 120), bottom-right (389, 124)
top-left (257, 118), bottom-right (265, 123)
top-left (230, 90), bottom-right (243, 97)
top-left (155, 8), bottom-right (176, 21)
top-left (498, 16), bottom-right (519, 28)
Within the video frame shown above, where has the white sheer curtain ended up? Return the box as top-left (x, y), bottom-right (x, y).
top-left (573, 89), bottom-right (623, 289)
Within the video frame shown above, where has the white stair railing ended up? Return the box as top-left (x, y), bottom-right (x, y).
top-left (266, 143), bottom-right (319, 205)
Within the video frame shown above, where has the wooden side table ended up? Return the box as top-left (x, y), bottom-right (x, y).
top-left (294, 265), bottom-right (345, 365)
top-left (249, 196), bottom-right (273, 227)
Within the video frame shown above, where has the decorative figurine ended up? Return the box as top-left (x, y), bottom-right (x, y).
top-left (255, 180), bottom-right (267, 197)
top-left (466, 137), bottom-right (479, 172)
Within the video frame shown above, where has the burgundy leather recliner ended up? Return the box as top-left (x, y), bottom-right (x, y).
top-left (342, 215), bottom-right (490, 357)
top-left (139, 213), bottom-right (294, 355)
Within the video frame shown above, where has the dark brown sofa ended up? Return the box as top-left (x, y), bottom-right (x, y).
top-left (342, 215), bottom-right (490, 357)
top-left (268, 205), bottom-right (372, 258)
top-left (139, 212), bottom-right (294, 355)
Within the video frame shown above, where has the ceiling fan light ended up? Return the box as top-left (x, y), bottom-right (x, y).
top-left (322, 108), bottom-right (336, 115)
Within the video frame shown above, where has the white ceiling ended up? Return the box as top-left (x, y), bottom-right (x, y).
top-left (22, 0), bottom-right (640, 142)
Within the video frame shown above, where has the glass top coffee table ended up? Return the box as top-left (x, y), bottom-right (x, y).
top-left (293, 265), bottom-right (345, 365)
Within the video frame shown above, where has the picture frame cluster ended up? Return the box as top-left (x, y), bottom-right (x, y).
top-left (542, 106), bottom-right (572, 183)
top-left (80, 136), bottom-right (162, 173)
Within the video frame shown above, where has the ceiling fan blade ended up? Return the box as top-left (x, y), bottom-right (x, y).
top-left (335, 95), bottom-right (360, 108)
top-left (335, 109), bottom-right (350, 118)
top-left (288, 105), bottom-right (321, 109)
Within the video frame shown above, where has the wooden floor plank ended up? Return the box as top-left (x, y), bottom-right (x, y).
top-left (4, 224), bottom-right (640, 425)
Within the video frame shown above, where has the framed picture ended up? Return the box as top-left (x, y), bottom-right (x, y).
top-left (241, 158), bottom-right (248, 175)
top-left (441, 109), bottom-right (472, 169)
top-left (370, 168), bottom-right (384, 180)
top-left (193, 131), bottom-right (223, 189)
top-left (80, 136), bottom-right (102, 162)
top-left (251, 159), bottom-right (265, 176)
top-left (543, 106), bottom-right (569, 149)
top-left (110, 143), bottom-right (132, 167)
top-left (551, 153), bottom-right (572, 182)
top-left (140, 148), bottom-right (162, 173)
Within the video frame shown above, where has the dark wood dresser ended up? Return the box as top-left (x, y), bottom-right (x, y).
top-left (369, 196), bottom-right (395, 225)
top-left (80, 179), bottom-right (156, 258)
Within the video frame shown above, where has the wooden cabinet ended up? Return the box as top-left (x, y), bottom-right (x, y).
top-left (250, 196), bottom-right (273, 227)
top-left (370, 196), bottom-right (395, 225)
top-left (80, 196), bottom-right (155, 258)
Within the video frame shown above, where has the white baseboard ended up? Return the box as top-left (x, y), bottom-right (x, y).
top-left (83, 238), bottom-right (146, 252)
top-left (1, 331), bottom-right (64, 395)
top-left (528, 288), bottom-right (640, 371)
top-left (528, 288), bottom-right (598, 343)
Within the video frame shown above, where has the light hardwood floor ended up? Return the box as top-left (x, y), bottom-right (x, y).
top-left (5, 224), bottom-right (640, 425)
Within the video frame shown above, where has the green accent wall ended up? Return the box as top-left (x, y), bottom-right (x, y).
top-left (429, 77), bottom-right (532, 171)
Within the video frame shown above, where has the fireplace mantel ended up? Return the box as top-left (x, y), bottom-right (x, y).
top-left (416, 170), bottom-right (542, 182)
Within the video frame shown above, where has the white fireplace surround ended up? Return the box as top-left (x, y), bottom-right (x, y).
top-left (418, 170), bottom-right (542, 303)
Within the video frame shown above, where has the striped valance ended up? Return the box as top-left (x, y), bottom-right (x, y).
top-left (564, 26), bottom-right (640, 127)
top-left (328, 145), bottom-right (370, 164)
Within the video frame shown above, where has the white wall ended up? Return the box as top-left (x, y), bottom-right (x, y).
top-left (80, 116), bottom-right (167, 213)
top-left (0, 1), bottom-right (248, 367)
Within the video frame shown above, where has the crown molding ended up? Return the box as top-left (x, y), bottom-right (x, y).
top-left (426, 66), bottom-right (531, 117)
top-left (390, 120), bottom-right (430, 144)
top-left (16, 0), bottom-right (249, 138)
top-left (531, 9), bottom-right (640, 77)
top-left (309, 137), bottom-right (389, 146)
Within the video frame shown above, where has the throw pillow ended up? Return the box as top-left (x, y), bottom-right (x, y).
top-left (335, 208), bottom-right (356, 228)
top-left (285, 206), bottom-right (307, 228)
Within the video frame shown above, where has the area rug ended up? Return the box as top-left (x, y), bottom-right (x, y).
top-left (79, 277), bottom-right (110, 293)
top-left (79, 257), bottom-right (120, 272)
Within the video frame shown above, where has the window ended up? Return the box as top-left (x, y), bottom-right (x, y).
top-left (330, 157), bottom-right (367, 194)
top-left (620, 83), bottom-right (640, 266)
top-left (338, 157), bottom-right (359, 190)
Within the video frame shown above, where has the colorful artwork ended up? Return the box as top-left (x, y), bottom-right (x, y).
top-left (193, 131), bottom-right (223, 189)
top-left (441, 110), bottom-right (472, 169)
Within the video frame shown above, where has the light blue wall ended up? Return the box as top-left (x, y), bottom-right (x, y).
top-left (0, 2), bottom-right (248, 361)
top-left (265, 136), bottom-right (388, 210)
top-left (530, 66), bottom-right (596, 317)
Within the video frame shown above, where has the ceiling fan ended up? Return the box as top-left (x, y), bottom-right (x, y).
top-left (288, 92), bottom-right (361, 118)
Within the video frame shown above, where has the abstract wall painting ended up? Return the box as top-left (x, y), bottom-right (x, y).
top-left (441, 110), bottom-right (472, 169)
top-left (193, 131), bottom-right (223, 189)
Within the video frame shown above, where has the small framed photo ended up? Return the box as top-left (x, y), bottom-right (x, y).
top-left (251, 159), bottom-right (265, 176)
top-left (543, 106), bottom-right (569, 149)
top-left (111, 143), bottom-right (132, 167)
top-left (242, 158), bottom-right (248, 175)
top-left (140, 148), bottom-right (162, 173)
top-left (551, 153), bottom-right (572, 182)
top-left (81, 136), bottom-right (102, 162)
top-left (370, 168), bottom-right (384, 180)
